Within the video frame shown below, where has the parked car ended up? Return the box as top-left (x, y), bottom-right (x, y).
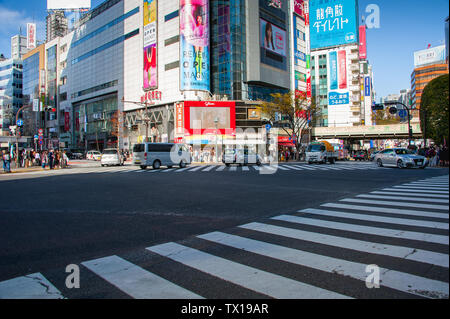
top-left (222, 148), bottom-right (262, 166)
top-left (376, 148), bottom-right (428, 169)
top-left (353, 151), bottom-right (368, 161)
top-left (101, 148), bottom-right (124, 166)
top-left (86, 150), bottom-right (102, 161)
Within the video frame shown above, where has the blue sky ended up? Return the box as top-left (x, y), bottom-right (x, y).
top-left (0, 0), bottom-right (448, 100)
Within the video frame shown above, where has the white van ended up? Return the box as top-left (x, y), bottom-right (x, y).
top-left (132, 143), bottom-right (191, 169)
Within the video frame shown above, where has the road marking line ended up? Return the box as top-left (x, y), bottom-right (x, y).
top-left (0, 273), bottom-right (64, 299)
top-left (82, 255), bottom-right (202, 299)
top-left (202, 165), bottom-right (216, 171)
top-left (216, 166), bottom-right (226, 171)
top-left (356, 194), bottom-right (449, 204)
top-left (187, 166), bottom-right (203, 172)
top-left (383, 188), bottom-right (449, 195)
top-left (272, 214), bottom-right (449, 245)
top-left (242, 166), bottom-right (250, 171)
top-left (283, 165), bottom-right (302, 170)
top-left (175, 167), bottom-right (192, 172)
top-left (372, 191), bottom-right (448, 199)
top-left (397, 185), bottom-right (449, 190)
top-left (295, 165), bottom-right (316, 170)
top-left (147, 242), bottom-right (350, 299)
top-left (299, 208), bottom-right (448, 230)
top-left (340, 198), bottom-right (449, 211)
top-left (229, 166), bottom-right (237, 171)
top-left (161, 168), bottom-right (175, 173)
top-left (240, 222), bottom-right (449, 268)
top-left (198, 231), bottom-right (449, 299)
top-left (321, 203), bottom-right (449, 219)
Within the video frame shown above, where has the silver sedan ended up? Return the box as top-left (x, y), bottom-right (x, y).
top-left (375, 148), bottom-right (428, 169)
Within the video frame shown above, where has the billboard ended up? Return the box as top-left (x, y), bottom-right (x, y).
top-left (293, 15), bottom-right (306, 65)
top-left (328, 50), bottom-right (349, 106)
top-left (414, 45), bottom-right (446, 67)
top-left (27, 23), bottom-right (36, 49)
top-left (180, 0), bottom-right (210, 92)
top-left (143, 0), bottom-right (158, 90)
top-left (183, 101), bottom-right (236, 137)
top-left (309, 0), bottom-right (358, 50)
top-left (47, 0), bottom-right (91, 10)
top-left (260, 19), bottom-right (286, 57)
top-left (364, 76), bottom-right (371, 97)
top-left (294, 0), bottom-right (305, 18)
top-left (359, 25), bottom-right (367, 60)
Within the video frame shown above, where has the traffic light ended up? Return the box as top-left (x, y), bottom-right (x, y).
top-left (388, 107), bottom-right (398, 115)
top-left (44, 106), bottom-right (56, 112)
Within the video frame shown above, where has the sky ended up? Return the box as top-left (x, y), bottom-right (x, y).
top-left (0, 0), bottom-right (448, 101)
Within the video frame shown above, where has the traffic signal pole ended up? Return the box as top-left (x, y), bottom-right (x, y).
top-left (15, 105), bottom-right (32, 167)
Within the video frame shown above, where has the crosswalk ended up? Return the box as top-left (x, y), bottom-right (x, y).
top-left (1, 162), bottom-right (387, 179)
top-left (0, 175), bottom-right (448, 299)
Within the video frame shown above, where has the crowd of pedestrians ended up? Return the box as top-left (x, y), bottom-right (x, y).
top-left (2, 149), bottom-right (70, 173)
top-left (425, 145), bottom-right (449, 167)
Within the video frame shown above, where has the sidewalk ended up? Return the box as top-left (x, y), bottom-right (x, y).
top-left (0, 165), bottom-right (70, 175)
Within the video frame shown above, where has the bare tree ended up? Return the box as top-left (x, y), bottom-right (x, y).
top-left (259, 91), bottom-right (320, 160)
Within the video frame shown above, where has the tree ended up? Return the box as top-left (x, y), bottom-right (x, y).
top-left (259, 91), bottom-right (319, 160)
top-left (420, 74), bottom-right (449, 146)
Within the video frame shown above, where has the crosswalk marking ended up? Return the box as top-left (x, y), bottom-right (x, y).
top-left (321, 203), bottom-right (449, 219)
top-left (239, 222), bottom-right (449, 268)
top-left (187, 166), bottom-right (204, 172)
top-left (81, 255), bottom-right (202, 299)
top-left (216, 165), bottom-right (226, 171)
top-left (299, 208), bottom-right (449, 230)
top-left (198, 231), bottom-right (449, 299)
top-left (242, 166), bottom-right (249, 171)
top-left (161, 168), bottom-right (175, 173)
top-left (386, 188), bottom-right (449, 194)
top-left (396, 185), bottom-right (447, 190)
top-left (147, 242), bottom-right (350, 299)
top-left (340, 198), bottom-right (449, 211)
top-left (175, 167), bottom-right (191, 172)
top-left (356, 194), bottom-right (449, 204)
top-left (272, 214), bottom-right (449, 245)
top-left (229, 166), bottom-right (237, 171)
top-left (371, 191), bottom-right (449, 199)
top-left (202, 166), bottom-right (215, 171)
top-left (0, 273), bottom-right (64, 299)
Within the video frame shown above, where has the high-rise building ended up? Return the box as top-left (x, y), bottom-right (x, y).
top-left (46, 11), bottom-right (69, 42)
top-left (0, 59), bottom-right (23, 136)
top-left (445, 16), bottom-right (449, 68)
top-left (411, 45), bottom-right (448, 110)
top-left (308, 0), bottom-right (362, 127)
top-left (11, 35), bottom-right (29, 60)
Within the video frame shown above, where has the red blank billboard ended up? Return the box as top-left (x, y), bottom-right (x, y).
top-left (359, 25), bottom-right (367, 60)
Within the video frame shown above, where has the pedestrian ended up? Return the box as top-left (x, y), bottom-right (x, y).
top-left (48, 150), bottom-right (54, 169)
top-left (35, 151), bottom-right (41, 166)
top-left (63, 151), bottom-right (70, 168)
top-left (2, 150), bottom-right (11, 173)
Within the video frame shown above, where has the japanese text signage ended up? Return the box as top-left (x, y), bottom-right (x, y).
top-left (175, 103), bottom-right (184, 135)
top-left (143, 0), bottom-right (158, 90)
top-left (328, 92), bottom-right (349, 105)
top-left (294, 0), bottom-right (304, 18)
top-left (309, 0), bottom-right (358, 50)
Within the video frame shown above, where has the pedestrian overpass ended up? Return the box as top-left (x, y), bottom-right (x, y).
top-left (312, 123), bottom-right (423, 140)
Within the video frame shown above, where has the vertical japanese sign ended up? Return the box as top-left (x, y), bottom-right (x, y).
top-left (27, 23), bottom-right (36, 49)
top-left (359, 25), bottom-right (367, 60)
top-left (338, 50), bottom-right (347, 89)
top-left (329, 51), bottom-right (338, 90)
top-left (64, 112), bottom-right (70, 132)
top-left (364, 76), bottom-right (371, 97)
top-left (143, 0), bottom-right (157, 90)
top-left (306, 55), bottom-right (312, 99)
top-left (309, 0), bottom-right (358, 49)
top-left (180, 0), bottom-right (210, 92)
top-left (175, 102), bottom-right (184, 135)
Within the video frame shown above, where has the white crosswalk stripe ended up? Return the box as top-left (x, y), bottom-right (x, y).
top-left (82, 256), bottom-right (202, 299)
top-left (386, 187), bottom-right (449, 194)
top-left (356, 194), bottom-right (449, 204)
top-left (0, 175), bottom-right (447, 299)
top-left (147, 242), bottom-right (350, 299)
top-left (371, 191), bottom-right (448, 199)
top-left (198, 231), bottom-right (448, 299)
top-left (0, 273), bottom-right (64, 299)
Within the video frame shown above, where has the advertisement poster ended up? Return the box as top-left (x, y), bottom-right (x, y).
top-left (359, 25), bottom-right (367, 60)
top-left (329, 51), bottom-right (338, 90)
top-left (413, 45), bottom-right (446, 67)
top-left (64, 112), bottom-right (70, 132)
top-left (364, 76), bottom-right (371, 97)
top-left (180, 0), bottom-right (210, 92)
top-left (293, 15), bottom-right (306, 65)
top-left (143, 0), bottom-right (157, 90)
top-left (338, 50), bottom-right (347, 89)
top-left (260, 19), bottom-right (286, 57)
top-left (309, 0), bottom-right (358, 49)
top-left (328, 92), bottom-right (349, 105)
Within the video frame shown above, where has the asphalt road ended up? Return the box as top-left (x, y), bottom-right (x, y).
top-left (0, 163), bottom-right (448, 299)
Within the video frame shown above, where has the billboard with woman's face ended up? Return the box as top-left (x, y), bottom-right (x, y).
top-left (143, 0), bottom-right (157, 90)
top-left (260, 19), bottom-right (286, 57)
top-left (180, 0), bottom-right (210, 92)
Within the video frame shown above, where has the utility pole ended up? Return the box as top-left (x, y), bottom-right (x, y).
top-left (122, 97), bottom-right (151, 143)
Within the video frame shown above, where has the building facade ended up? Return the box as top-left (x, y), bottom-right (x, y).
top-left (0, 59), bottom-right (23, 136)
top-left (11, 35), bottom-right (29, 60)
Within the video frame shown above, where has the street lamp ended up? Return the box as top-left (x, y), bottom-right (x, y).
top-left (122, 97), bottom-right (150, 142)
top-left (214, 117), bottom-right (219, 162)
